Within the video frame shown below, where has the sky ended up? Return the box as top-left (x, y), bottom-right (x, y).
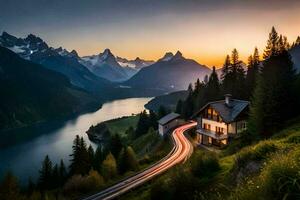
top-left (1, 0), bottom-right (300, 67)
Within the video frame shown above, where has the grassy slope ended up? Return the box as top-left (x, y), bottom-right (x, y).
top-left (120, 118), bottom-right (300, 200)
top-left (105, 116), bottom-right (139, 137)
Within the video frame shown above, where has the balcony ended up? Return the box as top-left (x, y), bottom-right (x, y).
top-left (196, 128), bottom-right (228, 140)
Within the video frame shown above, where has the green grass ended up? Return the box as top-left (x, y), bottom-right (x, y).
top-left (105, 115), bottom-right (139, 137)
top-left (120, 119), bottom-right (300, 200)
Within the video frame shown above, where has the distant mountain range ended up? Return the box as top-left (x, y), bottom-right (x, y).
top-left (0, 32), bottom-right (110, 92)
top-left (0, 46), bottom-right (99, 130)
top-left (124, 51), bottom-right (211, 92)
top-left (79, 49), bottom-right (153, 82)
top-left (0, 32), bottom-right (153, 83)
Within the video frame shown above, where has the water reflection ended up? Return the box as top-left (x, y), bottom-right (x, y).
top-left (0, 97), bottom-right (151, 183)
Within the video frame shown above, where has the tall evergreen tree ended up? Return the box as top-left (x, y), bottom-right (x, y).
top-left (149, 110), bottom-right (158, 130)
top-left (87, 145), bottom-right (95, 170)
top-left (51, 164), bottom-right (59, 188)
top-left (69, 135), bottom-right (90, 175)
top-left (205, 66), bottom-right (220, 101)
top-left (295, 36), bottom-right (300, 46)
top-left (221, 55), bottom-right (231, 81)
top-left (118, 146), bottom-right (139, 174)
top-left (38, 155), bottom-right (53, 190)
top-left (93, 146), bottom-right (104, 172)
top-left (59, 159), bottom-right (67, 186)
top-left (109, 133), bottom-right (123, 159)
top-left (135, 110), bottom-right (151, 137)
top-left (263, 26), bottom-right (279, 59)
top-left (249, 50), bottom-right (296, 136)
top-left (223, 48), bottom-right (246, 98)
top-left (246, 48), bottom-right (260, 98)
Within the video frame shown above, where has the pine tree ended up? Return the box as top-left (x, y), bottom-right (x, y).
top-left (246, 48), bottom-right (260, 98)
top-left (87, 145), bottom-right (95, 170)
top-left (109, 133), bottom-right (123, 159)
top-left (263, 26), bottom-right (279, 59)
top-left (118, 146), bottom-right (139, 174)
top-left (93, 146), bottom-right (104, 172)
top-left (51, 164), bottom-right (59, 188)
top-left (222, 48), bottom-right (246, 98)
top-left (135, 110), bottom-right (151, 137)
top-left (69, 135), bottom-right (90, 175)
top-left (59, 159), bottom-right (67, 185)
top-left (39, 155), bottom-right (53, 190)
top-left (187, 83), bottom-right (193, 93)
top-left (79, 137), bottom-right (90, 175)
top-left (221, 55), bottom-right (231, 81)
top-left (296, 36), bottom-right (300, 46)
top-left (205, 66), bottom-right (220, 101)
top-left (249, 50), bottom-right (296, 136)
top-left (149, 110), bottom-right (158, 130)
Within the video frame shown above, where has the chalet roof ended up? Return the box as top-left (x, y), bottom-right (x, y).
top-left (193, 99), bottom-right (249, 123)
top-left (158, 112), bottom-right (180, 125)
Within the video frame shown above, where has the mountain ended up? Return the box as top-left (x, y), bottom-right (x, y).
top-left (289, 44), bottom-right (300, 73)
top-left (0, 46), bottom-right (100, 130)
top-left (144, 90), bottom-right (189, 112)
top-left (116, 56), bottom-right (154, 70)
top-left (124, 51), bottom-right (211, 92)
top-left (80, 49), bottom-right (134, 82)
top-left (0, 32), bottom-right (110, 92)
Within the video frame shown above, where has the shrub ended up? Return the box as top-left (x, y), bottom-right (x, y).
top-left (191, 151), bottom-right (220, 179)
top-left (150, 178), bottom-right (171, 200)
top-left (64, 170), bottom-right (105, 195)
top-left (102, 152), bottom-right (117, 180)
top-left (170, 166), bottom-right (199, 200)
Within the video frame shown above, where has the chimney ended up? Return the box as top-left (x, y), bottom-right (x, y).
top-left (225, 94), bottom-right (232, 106)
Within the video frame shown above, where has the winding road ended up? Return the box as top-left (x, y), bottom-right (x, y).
top-left (83, 122), bottom-right (197, 200)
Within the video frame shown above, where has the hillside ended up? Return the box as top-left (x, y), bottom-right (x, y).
top-left (0, 46), bottom-right (99, 130)
top-left (124, 51), bottom-right (211, 93)
top-left (144, 90), bottom-right (188, 111)
top-left (121, 118), bottom-right (300, 200)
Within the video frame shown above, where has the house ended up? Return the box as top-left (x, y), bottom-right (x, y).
top-left (193, 94), bottom-right (249, 147)
top-left (158, 112), bottom-right (181, 136)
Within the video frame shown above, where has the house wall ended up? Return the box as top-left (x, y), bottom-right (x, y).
top-left (201, 118), bottom-right (228, 134)
top-left (228, 120), bottom-right (247, 135)
top-left (158, 119), bottom-right (183, 136)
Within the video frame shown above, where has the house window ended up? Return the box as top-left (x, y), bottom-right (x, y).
top-left (207, 108), bottom-right (213, 119)
top-left (203, 123), bottom-right (211, 130)
top-left (216, 127), bottom-right (224, 134)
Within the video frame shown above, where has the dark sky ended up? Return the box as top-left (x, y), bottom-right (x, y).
top-left (1, 0), bottom-right (300, 66)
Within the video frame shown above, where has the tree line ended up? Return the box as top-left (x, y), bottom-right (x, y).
top-left (176, 27), bottom-right (300, 138)
top-left (0, 110), bottom-right (163, 200)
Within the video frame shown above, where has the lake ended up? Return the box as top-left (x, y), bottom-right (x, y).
top-left (0, 97), bottom-right (152, 183)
